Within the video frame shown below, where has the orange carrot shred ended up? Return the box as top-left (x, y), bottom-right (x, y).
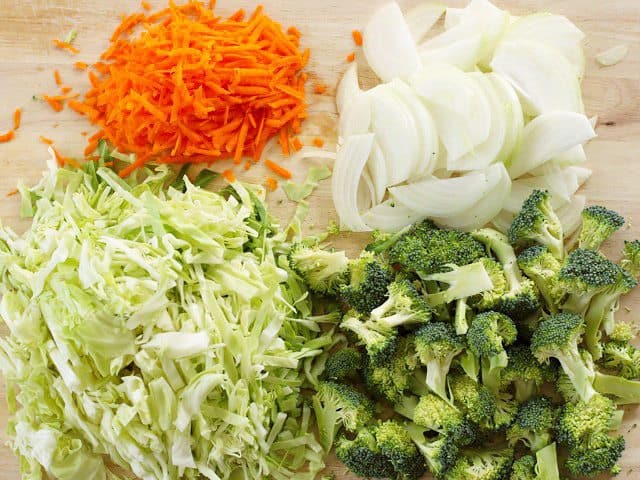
top-left (314, 84), bottom-right (327, 94)
top-left (346, 52), bottom-right (356, 62)
top-left (43, 95), bottom-right (63, 112)
top-left (53, 39), bottom-right (79, 54)
top-left (222, 169), bottom-right (236, 182)
top-left (39, 136), bottom-right (54, 145)
top-left (81, 131), bottom-right (88, 137)
top-left (313, 137), bottom-right (324, 148)
top-left (54, 70), bottom-right (62, 86)
top-left (352, 30), bottom-right (363, 46)
top-left (74, 61), bottom-right (88, 71)
top-left (0, 131), bottom-right (14, 143)
top-left (13, 108), bottom-right (21, 130)
top-left (61, 86), bottom-right (73, 94)
top-left (292, 137), bottom-right (303, 152)
top-left (7, 189), bottom-right (18, 197)
top-left (141, 1), bottom-right (151, 10)
top-left (265, 177), bottom-right (278, 191)
top-left (264, 159), bottom-right (292, 179)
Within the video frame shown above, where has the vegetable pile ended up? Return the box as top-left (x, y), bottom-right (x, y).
top-left (333, 0), bottom-right (596, 233)
top-left (0, 151), bottom-right (334, 480)
top-left (297, 189), bottom-right (640, 479)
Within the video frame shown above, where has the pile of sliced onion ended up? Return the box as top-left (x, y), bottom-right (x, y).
top-left (332, 0), bottom-right (596, 233)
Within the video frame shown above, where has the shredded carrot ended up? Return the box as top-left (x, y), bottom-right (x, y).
top-left (222, 169), bottom-right (236, 182)
top-left (13, 109), bottom-right (21, 130)
top-left (43, 95), bottom-right (63, 112)
top-left (39, 136), bottom-right (54, 145)
top-left (313, 137), bottom-right (324, 148)
top-left (52, 146), bottom-right (81, 169)
top-left (264, 159), bottom-right (292, 179)
top-left (314, 83), bottom-right (327, 94)
top-left (141, 1), bottom-right (152, 10)
top-left (346, 52), bottom-right (356, 62)
top-left (54, 70), bottom-right (62, 86)
top-left (61, 86), bottom-right (73, 94)
top-left (292, 137), bottom-right (303, 152)
top-left (74, 61), bottom-right (88, 71)
top-left (352, 30), bottom-right (363, 46)
top-left (81, 131), bottom-right (88, 137)
top-left (69, 1), bottom-right (309, 177)
top-left (53, 39), bottom-right (79, 54)
top-left (265, 177), bottom-right (278, 191)
top-left (287, 26), bottom-right (301, 38)
top-left (6, 189), bottom-right (18, 197)
top-left (0, 131), bottom-right (14, 143)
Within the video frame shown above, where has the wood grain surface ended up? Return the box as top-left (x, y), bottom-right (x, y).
top-left (0, 0), bottom-right (638, 478)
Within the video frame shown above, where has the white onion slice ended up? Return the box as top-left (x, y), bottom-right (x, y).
top-left (596, 44), bottom-right (629, 67)
top-left (491, 40), bottom-right (584, 116)
top-left (558, 194), bottom-right (586, 237)
top-left (332, 134), bottom-right (375, 231)
top-left (366, 141), bottom-right (388, 205)
top-left (339, 93), bottom-right (371, 140)
top-left (487, 73), bottom-right (524, 165)
top-left (444, 7), bottom-right (463, 30)
top-left (362, 199), bottom-right (424, 232)
top-left (363, 2), bottom-right (421, 82)
top-left (405, 3), bottom-right (445, 43)
top-left (503, 13), bottom-right (586, 77)
top-left (508, 111), bottom-right (596, 179)
top-left (420, 34), bottom-right (483, 72)
top-left (294, 147), bottom-right (337, 160)
top-left (358, 169), bottom-right (376, 212)
top-left (336, 63), bottom-right (361, 115)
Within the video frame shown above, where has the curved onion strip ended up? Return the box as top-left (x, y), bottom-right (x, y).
top-left (508, 111), bottom-right (595, 179)
top-left (419, 34), bottom-right (483, 72)
top-left (558, 194), bottom-right (586, 237)
top-left (338, 93), bottom-right (371, 140)
top-left (596, 44), bottom-right (629, 67)
top-left (366, 141), bottom-right (388, 205)
top-left (363, 2), bottom-right (421, 82)
top-left (336, 63), bottom-right (361, 115)
top-left (405, 3), bottom-right (446, 43)
top-left (332, 134), bottom-right (374, 231)
top-left (293, 147), bottom-right (337, 160)
top-left (358, 169), bottom-right (376, 212)
top-left (362, 199), bottom-right (424, 232)
top-left (487, 73), bottom-right (523, 165)
top-left (491, 40), bottom-right (584, 116)
top-left (444, 7), bottom-right (463, 29)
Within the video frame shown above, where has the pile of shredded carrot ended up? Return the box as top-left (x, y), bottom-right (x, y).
top-left (72, 1), bottom-right (310, 177)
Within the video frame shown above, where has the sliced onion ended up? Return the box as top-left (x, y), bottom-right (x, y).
top-left (508, 111), bottom-right (596, 179)
top-left (503, 13), bottom-right (586, 77)
top-left (362, 199), bottom-right (424, 232)
top-left (590, 115), bottom-right (599, 130)
top-left (444, 7), bottom-right (463, 30)
top-left (558, 194), bottom-right (586, 237)
top-left (405, 3), bottom-right (446, 43)
top-left (336, 63), bottom-right (361, 115)
top-left (332, 134), bottom-right (375, 231)
top-left (487, 73), bottom-right (524, 165)
top-left (420, 34), bottom-right (483, 72)
top-left (596, 44), bottom-right (629, 67)
top-left (491, 40), bottom-right (584, 116)
top-left (491, 210), bottom-right (515, 234)
top-left (339, 93), bottom-right (371, 140)
top-left (366, 140), bottom-right (388, 205)
top-left (358, 169), bottom-right (376, 212)
top-left (294, 147), bottom-right (337, 160)
top-left (363, 2), bottom-right (421, 82)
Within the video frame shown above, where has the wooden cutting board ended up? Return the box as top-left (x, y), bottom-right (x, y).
top-left (0, 0), bottom-right (638, 478)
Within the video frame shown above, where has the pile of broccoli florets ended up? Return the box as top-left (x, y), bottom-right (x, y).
top-left (289, 189), bottom-right (640, 480)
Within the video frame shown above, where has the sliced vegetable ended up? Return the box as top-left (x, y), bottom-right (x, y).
top-left (405, 2), bottom-right (446, 42)
top-left (336, 63), bottom-right (361, 115)
top-left (557, 194), bottom-right (587, 237)
top-left (362, 199), bottom-right (424, 232)
top-left (596, 44), bottom-right (629, 67)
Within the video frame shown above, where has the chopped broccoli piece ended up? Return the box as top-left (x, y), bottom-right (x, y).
top-left (288, 242), bottom-right (349, 295)
top-left (414, 322), bottom-right (465, 402)
top-left (370, 279), bottom-right (433, 328)
top-left (593, 371), bottom-right (640, 404)
top-left (556, 371), bottom-right (581, 404)
top-left (340, 312), bottom-right (398, 366)
top-left (366, 223), bottom-right (417, 254)
top-left (531, 313), bottom-right (597, 402)
top-left (467, 312), bottom-right (517, 393)
top-left (507, 396), bottom-right (557, 452)
top-left (510, 443), bottom-right (561, 480)
top-left (609, 322), bottom-right (635, 342)
top-left (449, 373), bottom-right (497, 429)
top-left (335, 427), bottom-right (396, 478)
top-left (406, 423), bottom-right (459, 479)
top-left (579, 205), bottom-right (625, 251)
top-left (339, 251), bottom-right (393, 315)
top-left (602, 340), bottom-right (640, 380)
top-left (413, 394), bottom-right (476, 446)
top-left (472, 228), bottom-right (541, 319)
top-left (493, 391), bottom-right (519, 432)
top-left (509, 455), bottom-right (536, 480)
top-left (564, 436), bottom-right (625, 478)
top-left (517, 245), bottom-right (562, 313)
top-left (312, 380), bottom-right (375, 452)
top-left (364, 337), bottom-right (416, 404)
top-left (322, 348), bottom-right (362, 381)
top-left (423, 262), bottom-right (495, 307)
top-left (445, 446), bottom-right (514, 480)
top-left (620, 239), bottom-right (640, 278)
top-left (508, 190), bottom-right (564, 260)
top-left (375, 420), bottom-right (427, 480)
top-left (501, 345), bottom-right (557, 402)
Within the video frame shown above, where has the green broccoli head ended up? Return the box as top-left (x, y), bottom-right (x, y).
top-left (413, 394), bottom-right (476, 446)
top-left (579, 205), bottom-right (625, 251)
top-left (375, 420), bottom-right (427, 480)
top-left (508, 190), bottom-right (564, 260)
top-left (609, 322), bottom-right (635, 342)
top-left (501, 345), bottom-right (557, 402)
top-left (370, 279), bottom-right (433, 328)
top-left (517, 245), bottom-right (562, 313)
top-left (556, 394), bottom-right (619, 450)
top-left (322, 348), bottom-right (362, 381)
top-left (621, 239), bottom-right (640, 278)
top-left (509, 455), bottom-right (536, 480)
top-left (602, 340), bottom-right (640, 380)
top-left (288, 242), bottom-right (349, 295)
top-left (467, 312), bottom-right (517, 393)
top-left (335, 427), bottom-right (396, 479)
top-left (364, 337), bottom-right (415, 404)
top-left (406, 424), bottom-right (459, 479)
top-left (507, 396), bottom-right (557, 452)
top-left (312, 381), bottom-right (375, 452)
top-left (414, 322), bottom-right (465, 401)
top-left (556, 371), bottom-right (581, 404)
top-left (340, 313), bottom-right (398, 366)
top-left (339, 251), bottom-right (393, 315)
top-left (530, 313), bottom-right (597, 403)
top-left (564, 435), bottom-right (625, 478)
top-left (445, 447), bottom-right (514, 480)
top-left (449, 373), bottom-right (497, 428)
top-left (493, 391), bottom-right (519, 432)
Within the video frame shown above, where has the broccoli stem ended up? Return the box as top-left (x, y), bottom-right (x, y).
top-left (593, 371), bottom-right (640, 404)
top-left (312, 396), bottom-right (339, 452)
top-left (426, 355), bottom-right (456, 403)
top-left (458, 350), bottom-right (480, 381)
top-left (481, 351), bottom-right (508, 393)
top-left (535, 443), bottom-right (560, 480)
top-left (454, 298), bottom-right (469, 334)
top-left (556, 350), bottom-right (597, 403)
top-left (609, 409), bottom-right (625, 430)
top-left (585, 295), bottom-right (609, 360)
top-left (513, 379), bottom-right (537, 403)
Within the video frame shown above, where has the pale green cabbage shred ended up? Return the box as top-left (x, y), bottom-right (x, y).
top-left (0, 157), bottom-right (334, 479)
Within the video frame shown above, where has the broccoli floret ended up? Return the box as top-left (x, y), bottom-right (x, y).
top-left (602, 340), bottom-right (640, 380)
top-left (556, 371), bottom-right (581, 404)
top-left (501, 345), bottom-right (557, 402)
top-left (412, 394), bottom-right (476, 446)
top-left (609, 322), bottom-right (635, 342)
top-left (366, 223), bottom-right (418, 254)
top-left (445, 447), bottom-right (514, 480)
top-left (517, 245), bottom-right (562, 313)
top-left (375, 420), bottom-right (427, 480)
top-left (423, 262), bottom-right (495, 307)
top-left (364, 337), bottom-right (415, 404)
top-left (339, 251), bottom-right (393, 315)
top-left (531, 313), bottom-right (597, 403)
top-left (509, 455), bottom-right (536, 480)
top-left (507, 396), bottom-right (557, 452)
top-left (493, 391), bottom-right (519, 432)
top-left (508, 190), bottom-right (564, 260)
top-left (467, 312), bottom-right (517, 393)
top-left (370, 279), bottom-right (433, 328)
top-left (593, 371), bottom-right (640, 404)
top-left (472, 228), bottom-right (541, 319)
top-left (621, 239), bottom-right (640, 278)
top-left (335, 427), bottom-right (396, 478)
top-left (448, 373), bottom-right (497, 429)
top-left (510, 444), bottom-right (562, 480)
top-left (340, 312), bottom-right (398, 366)
top-left (389, 226), bottom-right (486, 277)
top-left (579, 205), bottom-right (625, 251)
top-left (414, 322), bottom-right (465, 402)
top-left (288, 242), bottom-right (349, 295)
top-left (322, 348), bottom-right (362, 381)
top-left (564, 435), bottom-right (625, 478)
top-left (312, 381), bottom-right (375, 452)
top-left (406, 424), bottom-right (459, 479)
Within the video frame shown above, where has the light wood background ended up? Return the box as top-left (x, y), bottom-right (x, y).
top-left (0, 0), bottom-right (638, 478)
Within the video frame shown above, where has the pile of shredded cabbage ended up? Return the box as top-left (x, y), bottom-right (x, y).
top-left (0, 155), bottom-right (332, 480)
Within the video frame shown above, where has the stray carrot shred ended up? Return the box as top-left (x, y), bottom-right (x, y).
top-left (61, 86), bottom-right (73, 94)
top-left (74, 61), bottom-right (88, 71)
top-left (313, 137), bottom-right (324, 148)
top-left (287, 26), bottom-right (301, 38)
top-left (265, 177), bottom-right (278, 191)
top-left (292, 137), bottom-right (303, 152)
top-left (53, 39), bottom-right (79, 54)
top-left (43, 95), bottom-right (63, 112)
top-left (141, 1), bottom-right (152, 10)
top-left (222, 169), bottom-right (236, 182)
top-left (0, 131), bottom-right (14, 143)
top-left (352, 30), bottom-right (363, 46)
top-left (13, 109), bottom-right (21, 130)
top-left (264, 159), bottom-right (292, 179)
top-left (54, 70), bottom-right (62, 86)
top-left (314, 84), bottom-right (327, 94)
top-left (80, 131), bottom-right (88, 137)
top-left (7, 189), bottom-right (18, 197)
top-left (39, 136), bottom-right (54, 145)
top-left (51, 146), bottom-right (81, 168)
top-left (346, 52), bottom-right (356, 62)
